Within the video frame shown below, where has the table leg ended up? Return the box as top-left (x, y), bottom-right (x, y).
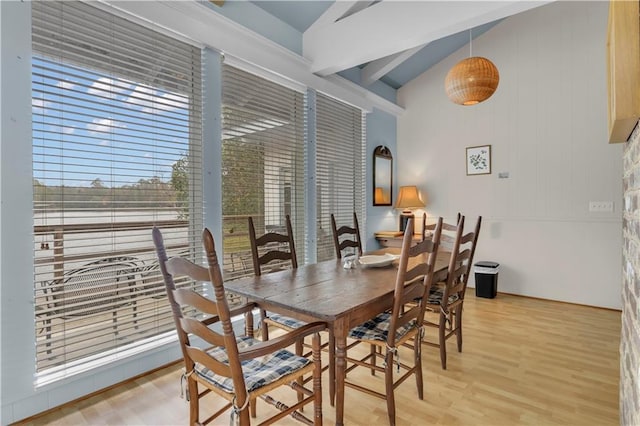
top-left (334, 318), bottom-right (347, 426)
top-left (329, 328), bottom-right (335, 407)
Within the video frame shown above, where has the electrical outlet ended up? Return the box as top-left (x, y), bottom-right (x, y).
top-left (589, 201), bottom-right (614, 212)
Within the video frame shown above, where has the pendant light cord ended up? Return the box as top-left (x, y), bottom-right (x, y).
top-left (469, 29), bottom-right (473, 57)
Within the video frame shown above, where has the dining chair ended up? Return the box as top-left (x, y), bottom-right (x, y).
top-left (423, 215), bottom-right (482, 369)
top-left (247, 214), bottom-right (305, 341)
top-left (330, 212), bottom-right (363, 259)
top-left (344, 217), bottom-right (443, 426)
top-left (152, 227), bottom-right (325, 426)
top-left (248, 214), bottom-right (331, 405)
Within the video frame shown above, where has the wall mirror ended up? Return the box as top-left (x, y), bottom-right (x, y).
top-left (373, 145), bottom-right (393, 206)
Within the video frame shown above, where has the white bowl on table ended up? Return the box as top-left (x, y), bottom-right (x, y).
top-left (358, 253), bottom-right (400, 268)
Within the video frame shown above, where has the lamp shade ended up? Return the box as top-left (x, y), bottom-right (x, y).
top-left (395, 186), bottom-right (426, 210)
top-left (445, 56), bottom-right (499, 106)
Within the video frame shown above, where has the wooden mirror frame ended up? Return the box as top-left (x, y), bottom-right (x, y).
top-left (373, 145), bottom-right (393, 206)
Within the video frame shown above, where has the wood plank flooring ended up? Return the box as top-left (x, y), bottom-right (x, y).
top-left (19, 293), bottom-right (620, 425)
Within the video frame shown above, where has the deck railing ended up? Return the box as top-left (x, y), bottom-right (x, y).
top-left (34, 219), bottom-right (190, 279)
top-left (33, 215), bottom-right (257, 371)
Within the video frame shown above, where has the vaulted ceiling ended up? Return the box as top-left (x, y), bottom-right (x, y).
top-left (250, 1), bottom-right (551, 89)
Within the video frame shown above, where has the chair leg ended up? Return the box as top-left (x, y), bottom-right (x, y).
top-left (238, 406), bottom-right (250, 425)
top-left (260, 309), bottom-right (269, 341)
top-left (439, 313), bottom-right (447, 370)
top-left (370, 344), bottom-right (377, 376)
top-left (250, 399), bottom-right (257, 418)
top-left (188, 379), bottom-right (199, 426)
top-left (415, 333), bottom-right (424, 400)
top-left (455, 305), bottom-right (463, 352)
top-left (295, 339), bottom-right (304, 406)
top-left (384, 349), bottom-right (396, 426)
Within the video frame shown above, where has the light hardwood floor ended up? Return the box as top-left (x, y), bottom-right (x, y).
top-left (19, 293), bottom-right (620, 425)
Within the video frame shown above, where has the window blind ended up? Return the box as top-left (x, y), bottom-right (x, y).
top-left (316, 93), bottom-right (365, 262)
top-left (221, 64), bottom-right (306, 280)
top-left (32, 1), bottom-right (203, 379)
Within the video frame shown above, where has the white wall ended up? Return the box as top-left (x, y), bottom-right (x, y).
top-left (1, 2), bottom-right (41, 421)
top-left (397, 1), bottom-right (622, 309)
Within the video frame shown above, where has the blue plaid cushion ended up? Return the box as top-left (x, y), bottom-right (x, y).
top-left (194, 336), bottom-right (311, 393)
top-left (348, 312), bottom-right (417, 342)
top-left (428, 285), bottom-right (460, 305)
top-left (267, 313), bottom-right (307, 330)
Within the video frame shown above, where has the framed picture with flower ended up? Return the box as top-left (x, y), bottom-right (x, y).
top-left (466, 145), bottom-right (491, 175)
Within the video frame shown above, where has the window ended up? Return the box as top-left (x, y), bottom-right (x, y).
top-left (316, 93), bottom-right (365, 261)
top-left (32, 1), bottom-right (203, 379)
top-left (220, 64), bottom-right (306, 279)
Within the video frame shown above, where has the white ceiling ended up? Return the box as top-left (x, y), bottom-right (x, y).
top-left (251, 1), bottom-right (552, 89)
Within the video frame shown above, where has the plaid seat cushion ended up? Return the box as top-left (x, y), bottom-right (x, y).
top-left (267, 313), bottom-right (307, 329)
top-left (195, 336), bottom-right (311, 394)
top-left (348, 312), bottom-right (417, 342)
top-left (428, 285), bottom-right (460, 305)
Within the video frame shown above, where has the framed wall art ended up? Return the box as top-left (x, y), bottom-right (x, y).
top-left (466, 145), bottom-right (491, 175)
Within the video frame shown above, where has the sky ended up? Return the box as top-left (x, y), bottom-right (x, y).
top-left (32, 56), bottom-right (193, 188)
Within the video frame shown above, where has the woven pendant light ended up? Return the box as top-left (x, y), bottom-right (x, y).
top-left (445, 30), bottom-right (499, 106)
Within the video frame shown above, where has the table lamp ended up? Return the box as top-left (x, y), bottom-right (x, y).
top-left (395, 185), bottom-right (426, 232)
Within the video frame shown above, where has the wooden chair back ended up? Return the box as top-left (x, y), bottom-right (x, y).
top-left (330, 212), bottom-right (363, 259)
top-left (387, 217), bottom-right (442, 348)
top-left (458, 215), bottom-right (482, 293)
top-left (153, 228), bottom-right (248, 404)
top-left (423, 214), bottom-right (482, 370)
top-left (439, 216), bottom-right (467, 305)
top-left (439, 215), bottom-right (482, 297)
top-left (424, 213), bottom-right (461, 251)
top-left (248, 215), bottom-right (297, 276)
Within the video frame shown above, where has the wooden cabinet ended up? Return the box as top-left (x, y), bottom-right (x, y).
top-left (607, 0), bottom-right (640, 143)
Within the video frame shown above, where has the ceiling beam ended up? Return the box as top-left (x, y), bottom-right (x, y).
top-left (339, 1), bottom-right (377, 21)
top-left (361, 44), bottom-right (425, 86)
top-left (305, 1), bottom-right (360, 34)
top-left (100, 0), bottom-right (404, 116)
top-left (304, 1), bottom-right (552, 76)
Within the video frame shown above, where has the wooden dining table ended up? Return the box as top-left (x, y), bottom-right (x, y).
top-left (225, 248), bottom-right (451, 425)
